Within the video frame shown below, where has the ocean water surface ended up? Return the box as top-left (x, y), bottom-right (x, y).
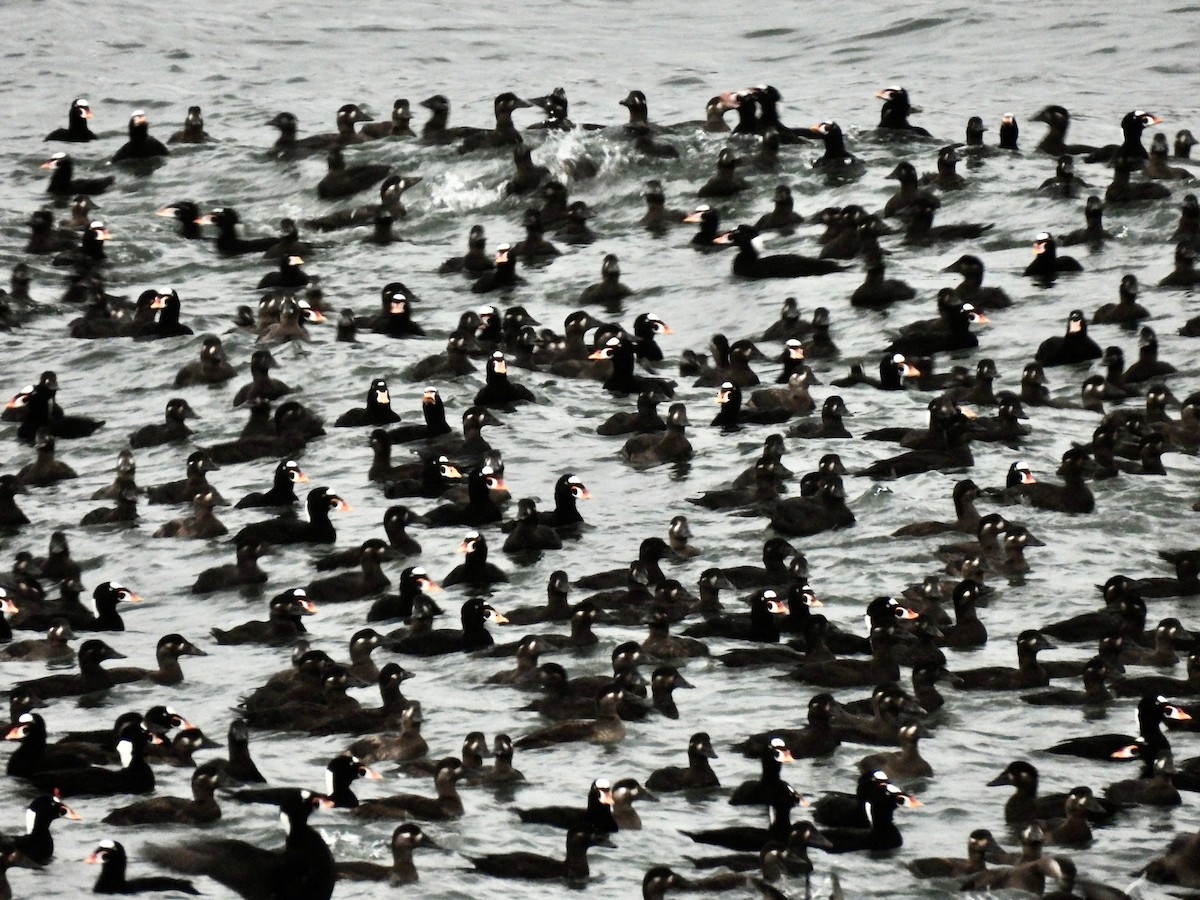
top-left (0, 0), bottom-right (1199, 896)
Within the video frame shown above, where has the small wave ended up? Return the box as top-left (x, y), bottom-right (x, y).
top-left (744, 27), bottom-right (795, 39)
top-left (854, 16), bottom-right (949, 40)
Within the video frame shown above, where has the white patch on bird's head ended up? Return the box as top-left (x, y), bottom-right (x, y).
top-left (25, 808), bottom-right (35, 834)
top-left (117, 739), bottom-right (134, 769)
top-left (325, 769), bottom-right (336, 795)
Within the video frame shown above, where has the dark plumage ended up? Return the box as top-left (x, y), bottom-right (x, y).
top-left (87, 840), bottom-right (199, 894)
top-left (716, 224), bottom-right (845, 277)
top-left (111, 111), bottom-right (169, 161)
top-left (145, 790), bottom-right (335, 900)
top-left (235, 487), bottom-right (350, 546)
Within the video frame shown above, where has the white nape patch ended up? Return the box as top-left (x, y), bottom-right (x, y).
top-left (279, 810), bottom-right (290, 834)
top-left (117, 740), bottom-right (133, 769)
top-left (25, 808), bottom-right (35, 834)
top-left (325, 769), bottom-right (336, 796)
top-left (750, 234), bottom-right (770, 254)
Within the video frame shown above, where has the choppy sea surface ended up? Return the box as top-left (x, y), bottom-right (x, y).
top-left (1, 0), bottom-right (1199, 896)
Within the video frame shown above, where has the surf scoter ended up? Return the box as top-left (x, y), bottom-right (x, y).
top-left (168, 104), bottom-right (215, 144)
top-left (1047, 693), bottom-right (1189, 761)
top-left (236, 486), bottom-right (350, 546)
top-left (316, 145), bottom-right (389, 199)
top-left (849, 259), bottom-right (915, 308)
top-left (196, 207), bottom-right (276, 255)
top-left (622, 403), bottom-right (691, 465)
top-left (812, 120), bottom-right (864, 179)
top-left (1024, 231), bottom-right (1083, 279)
top-left (231, 351), bottom-right (291, 409)
top-left (716, 225), bottom-right (844, 277)
top-left (1087, 108), bottom-right (1164, 165)
top-left (146, 790), bottom-right (335, 900)
top-left (1161, 242), bottom-right (1199, 288)
top-left (391, 597), bottom-right (506, 656)
top-left (684, 784), bottom-right (805, 852)
top-left (1032, 105), bottom-right (1097, 155)
top-left (1035, 309), bottom-right (1102, 366)
top-left (336, 823), bottom-right (436, 886)
top-left (1038, 154), bottom-right (1091, 198)
top-left (46, 98), bottom-right (96, 142)
top-left (1106, 159), bottom-right (1173, 203)
top-left (334, 378), bottom-right (400, 427)
top-left (647, 733), bottom-right (720, 793)
top-left (517, 777), bottom-right (618, 832)
top-left (127, 398), bottom-right (195, 449)
top-left (15, 428), bottom-right (76, 486)
top-left (40, 153), bottom-right (112, 196)
top-left (111, 111), bottom-right (169, 162)
top-left (875, 85), bottom-right (931, 136)
top-left (470, 827), bottom-right (612, 884)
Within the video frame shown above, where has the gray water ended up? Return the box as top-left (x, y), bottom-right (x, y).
top-left (1, 0), bottom-right (1199, 896)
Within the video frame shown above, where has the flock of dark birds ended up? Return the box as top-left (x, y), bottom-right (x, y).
top-left (0, 70), bottom-right (1198, 900)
